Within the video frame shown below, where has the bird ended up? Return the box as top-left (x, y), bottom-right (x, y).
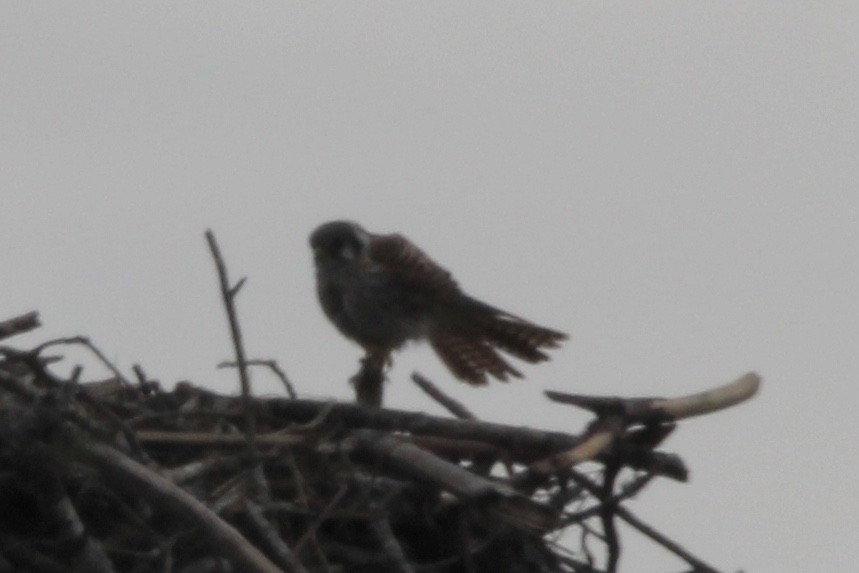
top-left (309, 220), bottom-right (567, 392)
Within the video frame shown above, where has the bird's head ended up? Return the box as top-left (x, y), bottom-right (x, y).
top-left (309, 220), bottom-right (371, 266)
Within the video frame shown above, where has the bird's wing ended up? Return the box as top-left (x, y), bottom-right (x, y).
top-left (368, 233), bottom-right (460, 298)
top-left (429, 331), bottom-right (522, 385)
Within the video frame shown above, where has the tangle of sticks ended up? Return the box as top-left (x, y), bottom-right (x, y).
top-left (0, 234), bottom-right (760, 573)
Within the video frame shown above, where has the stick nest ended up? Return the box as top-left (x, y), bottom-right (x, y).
top-left (0, 310), bottom-right (759, 573)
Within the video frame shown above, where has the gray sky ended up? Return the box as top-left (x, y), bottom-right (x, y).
top-left (3, 3), bottom-right (857, 571)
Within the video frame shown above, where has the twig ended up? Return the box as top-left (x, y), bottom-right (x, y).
top-left (132, 364), bottom-right (148, 385)
top-left (73, 440), bottom-right (287, 573)
top-left (33, 336), bottom-right (133, 386)
top-left (0, 311), bottom-right (40, 341)
top-left (614, 506), bottom-right (722, 573)
top-left (350, 429), bottom-right (560, 533)
top-left (565, 469), bottom-right (722, 572)
top-left (406, 435), bottom-right (502, 459)
top-left (545, 372), bottom-right (761, 423)
top-left (266, 399), bottom-right (582, 457)
top-left (411, 372), bottom-right (476, 420)
top-left (350, 429), bottom-right (507, 500)
top-left (293, 485), bottom-right (349, 555)
top-left (457, 512), bottom-right (478, 573)
top-left (131, 363), bottom-right (160, 395)
top-left (521, 416), bottom-right (624, 483)
top-left (209, 472), bottom-right (253, 515)
top-left (370, 515), bottom-right (415, 573)
top-left (600, 464), bottom-right (621, 573)
top-left (52, 488), bottom-right (116, 573)
top-left (136, 430), bottom-right (308, 448)
top-left (613, 443), bottom-right (688, 482)
top-left (205, 230), bottom-right (257, 447)
top-left (219, 359), bottom-right (297, 399)
top-left (161, 455), bottom-right (239, 485)
top-left (245, 500), bottom-right (309, 573)
top-left (73, 387), bottom-right (152, 462)
top-left (649, 371), bottom-right (761, 420)
top-left (563, 473), bottom-right (655, 525)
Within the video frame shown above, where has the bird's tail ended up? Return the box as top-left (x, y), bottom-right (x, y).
top-left (428, 297), bottom-right (567, 385)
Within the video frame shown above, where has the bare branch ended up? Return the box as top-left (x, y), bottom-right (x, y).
top-left (0, 311), bottom-right (40, 341)
top-left (219, 359), bottom-right (297, 399)
top-left (564, 469), bottom-right (724, 572)
top-left (292, 485), bottom-right (349, 556)
top-left (74, 441), bottom-right (287, 573)
top-left (651, 371), bottom-right (761, 420)
top-left (350, 429), bottom-right (560, 534)
top-left (615, 506), bottom-right (723, 573)
top-left (205, 229), bottom-right (257, 445)
top-left (545, 371), bottom-right (761, 423)
top-left (370, 516), bottom-right (415, 573)
top-left (523, 416), bottom-right (624, 481)
top-left (33, 336), bottom-right (133, 386)
top-left (265, 398), bottom-right (582, 456)
top-left (136, 430), bottom-right (308, 449)
top-left (245, 500), bottom-right (308, 573)
top-left (411, 372), bottom-right (476, 420)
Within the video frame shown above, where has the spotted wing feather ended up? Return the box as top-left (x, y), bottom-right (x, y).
top-left (368, 233), bottom-right (460, 299)
top-left (369, 232), bottom-right (567, 385)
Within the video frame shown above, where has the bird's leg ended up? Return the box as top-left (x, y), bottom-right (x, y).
top-left (351, 348), bottom-right (390, 408)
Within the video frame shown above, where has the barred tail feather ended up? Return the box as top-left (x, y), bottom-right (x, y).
top-left (428, 298), bottom-right (567, 384)
top-left (429, 332), bottom-right (522, 385)
top-left (478, 315), bottom-right (567, 363)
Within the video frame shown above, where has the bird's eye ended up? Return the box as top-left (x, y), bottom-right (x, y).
top-left (338, 239), bottom-right (359, 260)
top-left (322, 237), bottom-right (359, 260)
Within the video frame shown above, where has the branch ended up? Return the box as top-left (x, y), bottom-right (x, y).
top-left (520, 416), bottom-right (624, 483)
top-left (564, 470), bottom-right (724, 572)
top-left (205, 230), bottom-right (257, 444)
top-left (370, 516), bottom-right (415, 573)
top-left (136, 430), bottom-right (308, 448)
top-left (545, 372), bottom-right (761, 423)
top-left (615, 506), bottom-right (722, 573)
top-left (265, 399), bottom-right (582, 458)
top-left (0, 311), bottom-right (40, 341)
top-left (350, 429), bottom-right (560, 533)
top-left (411, 372), bottom-right (476, 420)
top-left (245, 500), bottom-right (309, 573)
top-left (649, 371), bottom-right (761, 420)
top-left (219, 359), bottom-right (297, 399)
top-left (33, 336), bottom-right (133, 386)
top-left (72, 440), bottom-right (288, 573)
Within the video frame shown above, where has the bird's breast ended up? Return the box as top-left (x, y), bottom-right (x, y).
top-left (316, 264), bottom-right (431, 349)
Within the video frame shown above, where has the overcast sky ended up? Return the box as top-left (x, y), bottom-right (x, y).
top-left (3, 3), bottom-right (857, 571)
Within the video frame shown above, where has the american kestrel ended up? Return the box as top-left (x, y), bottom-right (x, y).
top-left (310, 221), bottom-right (567, 387)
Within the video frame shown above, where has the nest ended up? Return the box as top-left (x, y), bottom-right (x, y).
top-left (0, 236), bottom-right (759, 572)
top-left (0, 310), bottom-right (758, 573)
